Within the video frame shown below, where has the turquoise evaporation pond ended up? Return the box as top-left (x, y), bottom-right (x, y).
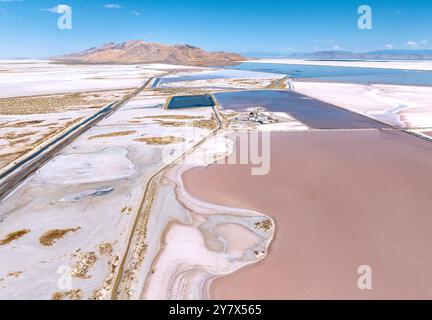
top-left (167, 94), bottom-right (215, 109)
top-left (225, 62), bottom-right (432, 86)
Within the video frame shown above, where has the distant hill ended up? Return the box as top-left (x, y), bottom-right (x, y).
top-left (304, 50), bottom-right (432, 60)
top-left (55, 40), bottom-right (247, 66)
top-left (245, 49), bottom-right (432, 60)
top-left (364, 50), bottom-right (432, 60)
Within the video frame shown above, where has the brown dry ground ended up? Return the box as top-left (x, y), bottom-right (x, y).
top-left (51, 289), bottom-right (82, 300)
top-left (39, 227), bottom-right (81, 247)
top-left (0, 117), bottom-right (84, 170)
top-left (72, 252), bottom-right (98, 279)
top-left (88, 130), bottom-right (136, 140)
top-left (157, 119), bottom-right (218, 130)
top-left (134, 136), bottom-right (185, 145)
top-left (152, 88), bottom-right (213, 97)
top-left (0, 229), bottom-right (31, 246)
top-left (0, 89), bottom-right (132, 170)
top-left (99, 243), bottom-right (113, 256)
top-left (140, 115), bottom-right (205, 120)
top-left (0, 90), bottom-right (130, 115)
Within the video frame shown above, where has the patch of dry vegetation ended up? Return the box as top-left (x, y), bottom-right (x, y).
top-left (192, 119), bottom-right (218, 130)
top-left (0, 151), bottom-right (28, 169)
top-left (266, 77), bottom-right (289, 89)
top-left (72, 252), bottom-right (98, 279)
top-left (39, 227), bottom-right (81, 247)
top-left (157, 119), bottom-right (218, 130)
top-left (0, 118), bottom-right (84, 170)
top-left (0, 229), bottom-right (31, 246)
top-left (0, 131), bottom-right (37, 147)
top-left (155, 120), bottom-right (186, 127)
top-left (134, 136), bottom-right (185, 145)
top-left (8, 271), bottom-right (22, 278)
top-left (33, 122), bottom-right (60, 128)
top-left (140, 115), bottom-right (205, 120)
top-left (99, 243), bottom-right (113, 256)
top-left (0, 151), bottom-right (26, 160)
top-left (0, 90), bottom-right (130, 115)
top-left (232, 79), bottom-right (267, 87)
top-left (0, 131), bottom-right (37, 140)
top-left (255, 220), bottom-right (273, 232)
top-left (120, 207), bottom-right (133, 214)
top-left (88, 130), bottom-right (136, 140)
top-left (91, 255), bottom-right (120, 300)
top-left (5, 120), bottom-right (44, 128)
top-left (52, 289), bottom-right (82, 300)
top-left (9, 137), bottom-right (31, 146)
top-left (127, 120), bottom-right (142, 124)
top-left (221, 112), bottom-right (239, 120)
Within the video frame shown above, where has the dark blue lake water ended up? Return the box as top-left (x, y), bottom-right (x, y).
top-left (214, 90), bottom-right (389, 130)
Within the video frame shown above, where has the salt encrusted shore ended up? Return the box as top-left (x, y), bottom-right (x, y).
top-left (0, 81), bottom-right (217, 300)
top-left (119, 132), bottom-right (275, 300)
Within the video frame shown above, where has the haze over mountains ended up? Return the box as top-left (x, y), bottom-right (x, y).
top-left (244, 49), bottom-right (432, 60)
top-left (56, 40), bottom-right (246, 66)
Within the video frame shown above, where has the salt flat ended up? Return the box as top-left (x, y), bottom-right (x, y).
top-left (0, 60), bottom-right (226, 299)
top-left (0, 60), bottom-right (167, 98)
top-left (0, 58), bottom-right (286, 299)
top-left (0, 90), bottom-right (216, 299)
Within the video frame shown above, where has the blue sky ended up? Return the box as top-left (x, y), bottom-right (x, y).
top-left (0, 0), bottom-right (431, 58)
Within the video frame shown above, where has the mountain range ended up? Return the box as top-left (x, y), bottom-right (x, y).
top-left (56, 40), bottom-right (246, 66)
top-left (55, 42), bottom-right (432, 65)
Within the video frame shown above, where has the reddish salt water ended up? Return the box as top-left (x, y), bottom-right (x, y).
top-left (182, 130), bottom-right (432, 299)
